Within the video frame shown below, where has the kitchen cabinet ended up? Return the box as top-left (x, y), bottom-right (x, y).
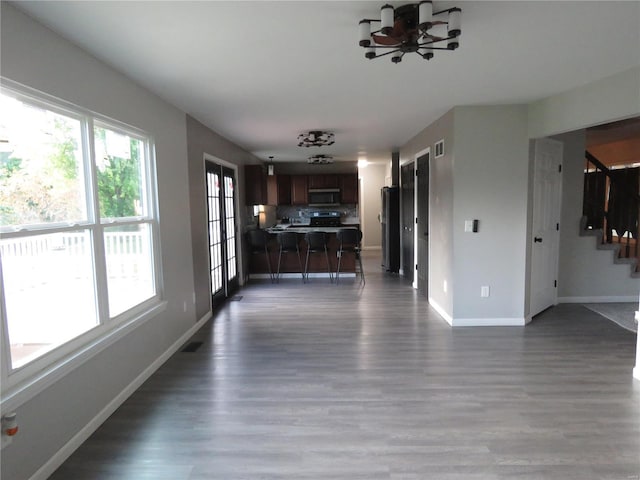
top-left (267, 174), bottom-right (291, 205)
top-left (340, 173), bottom-right (359, 204)
top-left (245, 165), bottom-right (266, 205)
top-left (308, 174), bottom-right (339, 189)
top-left (291, 175), bottom-right (308, 205)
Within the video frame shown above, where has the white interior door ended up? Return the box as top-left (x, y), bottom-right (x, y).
top-left (530, 138), bottom-right (563, 317)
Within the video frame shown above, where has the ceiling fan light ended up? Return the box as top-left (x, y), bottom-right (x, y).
top-left (380, 4), bottom-right (394, 35)
top-left (447, 36), bottom-right (459, 50)
top-left (424, 50), bottom-right (434, 60)
top-left (365, 46), bottom-right (376, 59)
top-left (359, 20), bottom-right (371, 47)
top-left (391, 51), bottom-right (403, 63)
top-left (418, 1), bottom-right (433, 30)
top-left (448, 8), bottom-right (461, 37)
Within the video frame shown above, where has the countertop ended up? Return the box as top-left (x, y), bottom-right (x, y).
top-left (266, 225), bottom-right (358, 234)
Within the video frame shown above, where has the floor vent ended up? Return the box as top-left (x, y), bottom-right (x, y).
top-left (230, 296), bottom-right (243, 302)
top-left (181, 341), bottom-right (203, 352)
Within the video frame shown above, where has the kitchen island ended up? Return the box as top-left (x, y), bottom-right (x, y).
top-left (247, 226), bottom-right (360, 279)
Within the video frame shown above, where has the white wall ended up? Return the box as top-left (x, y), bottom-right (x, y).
top-left (528, 66), bottom-right (640, 139)
top-left (400, 110), bottom-right (455, 318)
top-left (555, 130), bottom-right (640, 302)
top-left (400, 106), bottom-right (530, 326)
top-left (452, 106), bottom-right (530, 324)
top-left (359, 164), bottom-right (386, 249)
top-left (185, 115), bottom-right (261, 318)
top-left (2, 4), bottom-right (193, 479)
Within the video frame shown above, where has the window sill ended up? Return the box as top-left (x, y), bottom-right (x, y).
top-left (0, 300), bottom-right (167, 412)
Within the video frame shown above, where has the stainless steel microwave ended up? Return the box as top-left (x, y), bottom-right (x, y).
top-left (308, 188), bottom-right (340, 206)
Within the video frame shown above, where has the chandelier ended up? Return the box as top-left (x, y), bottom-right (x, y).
top-left (358, 2), bottom-right (461, 63)
top-left (297, 130), bottom-right (335, 147)
top-left (308, 155), bottom-right (334, 165)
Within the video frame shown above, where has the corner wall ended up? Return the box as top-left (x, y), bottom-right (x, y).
top-left (1, 4), bottom-right (192, 479)
top-left (452, 106), bottom-right (530, 324)
top-left (185, 116), bottom-right (261, 319)
top-left (400, 110), bottom-right (455, 319)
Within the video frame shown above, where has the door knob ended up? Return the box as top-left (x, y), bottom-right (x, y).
top-left (534, 237), bottom-right (543, 243)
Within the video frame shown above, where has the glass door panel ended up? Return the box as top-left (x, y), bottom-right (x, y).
top-left (206, 162), bottom-right (239, 308)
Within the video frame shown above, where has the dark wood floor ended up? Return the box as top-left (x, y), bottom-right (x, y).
top-left (50, 251), bottom-right (640, 479)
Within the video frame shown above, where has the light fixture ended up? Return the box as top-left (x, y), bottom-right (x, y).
top-left (297, 130), bottom-right (335, 148)
top-left (267, 156), bottom-right (275, 175)
top-left (359, 2), bottom-right (461, 63)
top-left (308, 155), bottom-right (334, 165)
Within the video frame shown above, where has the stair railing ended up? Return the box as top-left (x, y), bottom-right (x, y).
top-left (583, 150), bottom-right (639, 261)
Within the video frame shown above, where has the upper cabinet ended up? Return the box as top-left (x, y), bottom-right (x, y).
top-left (291, 175), bottom-right (308, 205)
top-left (244, 165), bottom-right (266, 205)
top-left (340, 173), bottom-right (359, 204)
top-left (267, 174), bottom-right (291, 206)
top-left (308, 174), bottom-right (339, 189)
top-left (245, 168), bottom-right (358, 205)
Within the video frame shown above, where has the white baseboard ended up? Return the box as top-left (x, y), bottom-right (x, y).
top-left (428, 298), bottom-right (453, 325)
top-left (558, 295), bottom-right (638, 303)
top-left (634, 366), bottom-right (640, 381)
top-left (29, 311), bottom-right (213, 480)
top-left (451, 317), bottom-right (527, 327)
top-left (361, 245), bottom-right (381, 251)
top-left (427, 299), bottom-right (526, 327)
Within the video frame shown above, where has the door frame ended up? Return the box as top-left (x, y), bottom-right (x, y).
top-left (400, 161), bottom-right (415, 281)
top-left (202, 153), bottom-right (243, 304)
top-left (414, 147), bottom-right (431, 292)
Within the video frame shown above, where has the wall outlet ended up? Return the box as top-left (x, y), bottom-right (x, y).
top-left (481, 286), bottom-right (490, 298)
top-left (443, 280), bottom-right (447, 293)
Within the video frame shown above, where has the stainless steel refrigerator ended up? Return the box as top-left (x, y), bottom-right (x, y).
top-left (381, 186), bottom-right (400, 273)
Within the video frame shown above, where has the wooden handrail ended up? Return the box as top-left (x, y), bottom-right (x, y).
top-left (585, 150), bottom-right (640, 203)
top-left (583, 150), bottom-right (639, 265)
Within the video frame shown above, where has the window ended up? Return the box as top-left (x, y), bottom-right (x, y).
top-left (0, 84), bottom-right (161, 383)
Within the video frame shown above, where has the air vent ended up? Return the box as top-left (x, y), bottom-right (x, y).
top-left (435, 139), bottom-right (445, 158)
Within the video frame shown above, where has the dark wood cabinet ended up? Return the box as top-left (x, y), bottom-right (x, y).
top-left (244, 165), bottom-right (266, 205)
top-left (291, 175), bottom-right (308, 205)
top-left (340, 173), bottom-right (359, 204)
top-left (247, 169), bottom-right (358, 206)
top-left (266, 174), bottom-right (291, 205)
top-left (308, 174), bottom-right (339, 189)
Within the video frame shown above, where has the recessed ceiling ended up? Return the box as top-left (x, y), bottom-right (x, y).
top-left (11, 1), bottom-right (640, 164)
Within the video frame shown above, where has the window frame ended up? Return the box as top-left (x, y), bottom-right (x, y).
top-left (0, 79), bottom-right (165, 411)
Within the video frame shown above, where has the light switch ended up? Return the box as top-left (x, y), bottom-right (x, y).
top-left (464, 220), bottom-right (474, 232)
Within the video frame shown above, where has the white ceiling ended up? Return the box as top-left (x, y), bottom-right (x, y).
top-left (11, 1), bottom-right (640, 165)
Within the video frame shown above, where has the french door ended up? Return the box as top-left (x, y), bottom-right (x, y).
top-left (206, 161), bottom-right (239, 308)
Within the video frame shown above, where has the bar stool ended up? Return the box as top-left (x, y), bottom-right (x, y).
top-left (246, 229), bottom-right (274, 282)
top-left (276, 231), bottom-right (305, 283)
top-left (336, 228), bottom-right (364, 285)
top-left (304, 231), bottom-right (333, 283)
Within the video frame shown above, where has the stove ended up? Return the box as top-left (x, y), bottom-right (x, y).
top-left (309, 211), bottom-right (341, 227)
